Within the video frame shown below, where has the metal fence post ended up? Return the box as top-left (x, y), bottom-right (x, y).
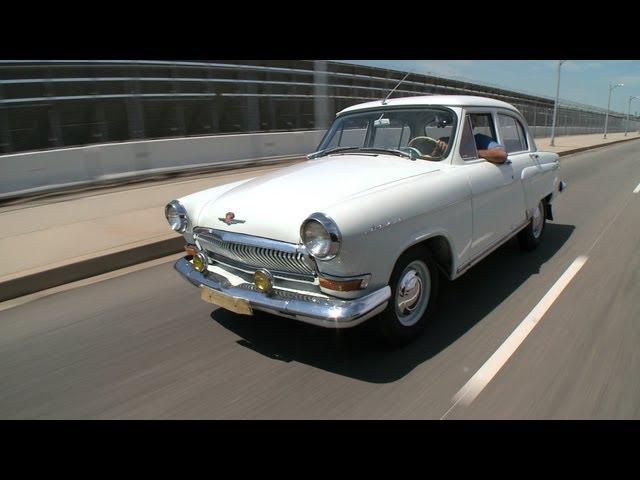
top-left (126, 65), bottom-right (145, 140)
top-left (45, 70), bottom-right (63, 148)
top-left (91, 74), bottom-right (108, 142)
top-left (313, 60), bottom-right (329, 130)
top-left (171, 64), bottom-right (186, 136)
top-left (206, 68), bottom-right (219, 133)
top-left (0, 83), bottom-right (12, 154)
top-left (245, 70), bottom-right (260, 132)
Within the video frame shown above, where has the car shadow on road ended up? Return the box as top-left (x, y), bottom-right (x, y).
top-left (211, 223), bottom-right (575, 383)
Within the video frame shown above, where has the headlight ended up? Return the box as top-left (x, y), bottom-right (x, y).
top-left (165, 200), bottom-right (189, 233)
top-left (300, 213), bottom-right (341, 260)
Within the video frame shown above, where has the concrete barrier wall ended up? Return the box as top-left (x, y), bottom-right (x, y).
top-left (2, 124), bottom-right (638, 200)
top-left (0, 130), bottom-right (327, 199)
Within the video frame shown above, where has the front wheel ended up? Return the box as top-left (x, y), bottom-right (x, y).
top-left (377, 248), bottom-right (439, 347)
top-left (518, 200), bottom-right (546, 251)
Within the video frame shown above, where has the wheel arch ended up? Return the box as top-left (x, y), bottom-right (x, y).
top-left (392, 232), bottom-right (456, 282)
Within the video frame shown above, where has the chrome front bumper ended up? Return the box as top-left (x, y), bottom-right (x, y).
top-left (174, 257), bottom-right (391, 329)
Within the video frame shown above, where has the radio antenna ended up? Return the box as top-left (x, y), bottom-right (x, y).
top-left (382, 72), bottom-right (410, 105)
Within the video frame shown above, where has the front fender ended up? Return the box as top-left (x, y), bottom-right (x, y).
top-left (317, 168), bottom-right (473, 292)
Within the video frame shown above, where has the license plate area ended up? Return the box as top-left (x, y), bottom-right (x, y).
top-left (201, 287), bottom-right (253, 315)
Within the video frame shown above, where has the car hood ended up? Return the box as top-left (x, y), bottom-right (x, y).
top-left (195, 154), bottom-right (442, 243)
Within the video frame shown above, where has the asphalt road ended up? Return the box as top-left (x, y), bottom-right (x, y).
top-left (1, 141), bottom-right (639, 419)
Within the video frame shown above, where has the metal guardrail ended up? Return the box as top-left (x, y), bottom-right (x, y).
top-left (0, 60), bottom-right (638, 155)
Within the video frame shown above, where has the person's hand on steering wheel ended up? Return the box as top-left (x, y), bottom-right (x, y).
top-left (432, 139), bottom-right (448, 156)
top-left (408, 136), bottom-right (448, 159)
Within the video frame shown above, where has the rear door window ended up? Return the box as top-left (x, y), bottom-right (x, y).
top-left (497, 114), bottom-right (528, 153)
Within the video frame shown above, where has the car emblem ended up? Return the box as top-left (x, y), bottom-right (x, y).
top-left (219, 212), bottom-right (246, 225)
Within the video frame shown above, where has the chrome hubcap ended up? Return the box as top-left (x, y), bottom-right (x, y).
top-left (532, 202), bottom-right (544, 239)
top-left (395, 260), bottom-right (431, 327)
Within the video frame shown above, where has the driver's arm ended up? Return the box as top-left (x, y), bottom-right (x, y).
top-left (478, 147), bottom-right (508, 164)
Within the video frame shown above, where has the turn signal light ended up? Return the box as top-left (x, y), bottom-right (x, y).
top-left (185, 244), bottom-right (198, 257)
top-left (319, 277), bottom-right (365, 292)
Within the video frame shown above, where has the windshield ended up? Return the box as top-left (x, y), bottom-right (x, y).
top-left (315, 107), bottom-right (457, 161)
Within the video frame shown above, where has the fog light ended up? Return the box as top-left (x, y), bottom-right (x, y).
top-left (192, 252), bottom-right (208, 272)
top-left (254, 269), bottom-right (274, 295)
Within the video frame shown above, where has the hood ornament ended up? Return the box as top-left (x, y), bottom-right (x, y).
top-left (219, 212), bottom-right (246, 226)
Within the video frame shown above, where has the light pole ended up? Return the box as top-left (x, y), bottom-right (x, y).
top-left (625, 95), bottom-right (640, 136)
top-left (550, 60), bottom-right (566, 147)
top-left (604, 82), bottom-right (624, 139)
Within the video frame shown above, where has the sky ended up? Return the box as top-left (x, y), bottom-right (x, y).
top-left (340, 60), bottom-right (640, 115)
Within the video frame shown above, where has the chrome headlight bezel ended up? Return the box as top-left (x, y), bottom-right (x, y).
top-left (300, 212), bottom-right (341, 261)
top-left (165, 200), bottom-right (189, 233)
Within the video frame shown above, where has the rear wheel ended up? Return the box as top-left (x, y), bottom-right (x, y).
top-left (518, 199), bottom-right (546, 251)
top-left (377, 248), bottom-right (439, 347)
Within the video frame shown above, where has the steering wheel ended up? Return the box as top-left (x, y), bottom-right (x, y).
top-left (399, 146), bottom-right (422, 159)
top-left (408, 136), bottom-right (440, 157)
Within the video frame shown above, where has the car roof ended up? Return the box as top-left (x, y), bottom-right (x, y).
top-left (338, 95), bottom-right (520, 115)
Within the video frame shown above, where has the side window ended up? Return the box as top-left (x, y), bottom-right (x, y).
top-left (459, 115), bottom-right (478, 160)
top-left (497, 114), bottom-right (528, 153)
top-left (469, 113), bottom-right (497, 140)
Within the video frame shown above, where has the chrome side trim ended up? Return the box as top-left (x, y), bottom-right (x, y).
top-left (174, 257), bottom-right (390, 329)
top-left (456, 219), bottom-right (529, 275)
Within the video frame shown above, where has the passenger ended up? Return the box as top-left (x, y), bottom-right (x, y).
top-left (471, 133), bottom-right (508, 164)
top-left (430, 133), bottom-right (508, 164)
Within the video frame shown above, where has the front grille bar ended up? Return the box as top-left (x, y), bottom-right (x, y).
top-left (193, 227), bottom-right (315, 280)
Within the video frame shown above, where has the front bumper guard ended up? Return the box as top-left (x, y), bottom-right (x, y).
top-left (174, 257), bottom-right (391, 329)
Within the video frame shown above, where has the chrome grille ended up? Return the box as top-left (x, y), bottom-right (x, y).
top-left (194, 229), bottom-right (314, 279)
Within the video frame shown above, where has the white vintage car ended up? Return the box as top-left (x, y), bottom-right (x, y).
top-left (166, 95), bottom-right (566, 345)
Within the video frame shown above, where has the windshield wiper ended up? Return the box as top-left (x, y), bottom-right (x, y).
top-left (357, 148), bottom-right (414, 159)
top-left (307, 147), bottom-right (362, 159)
top-left (307, 147), bottom-right (413, 160)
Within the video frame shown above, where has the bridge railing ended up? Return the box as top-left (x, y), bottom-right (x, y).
top-left (1, 60), bottom-right (638, 156)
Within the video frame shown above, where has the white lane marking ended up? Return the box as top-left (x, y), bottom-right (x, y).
top-left (633, 183), bottom-right (640, 194)
top-left (441, 255), bottom-right (588, 418)
top-left (0, 253), bottom-right (184, 313)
